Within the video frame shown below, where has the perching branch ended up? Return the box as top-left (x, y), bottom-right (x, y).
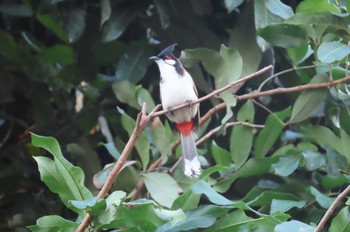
top-left (315, 185), bottom-right (350, 232)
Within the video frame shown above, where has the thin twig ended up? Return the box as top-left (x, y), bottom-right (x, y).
top-left (315, 185), bottom-right (350, 232)
top-left (252, 99), bottom-right (285, 126)
top-left (239, 76), bottom-right (350, 101)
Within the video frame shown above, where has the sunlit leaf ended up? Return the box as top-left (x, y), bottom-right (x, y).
top-left (266, 0), bottom-right (294, 19)
top-left (275, 220), bottom-right (315, 232)
top-left (296, 0), bottom-right (341, 14)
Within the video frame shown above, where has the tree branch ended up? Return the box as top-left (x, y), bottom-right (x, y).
top-left (315, 185), bottom-right (350, 232)
top-left (76, 104), bottom-right (161, 232)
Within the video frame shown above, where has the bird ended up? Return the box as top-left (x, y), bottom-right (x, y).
top-left (149, 44), bottom-right (201, 178)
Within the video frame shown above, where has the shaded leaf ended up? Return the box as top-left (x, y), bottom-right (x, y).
top-left (154, 0), bottom-right (171, 29)
top-left (259, 24), bottom-right (308, 48)
top-left (301, 150), bottom-right (326, 171)
top-left (307, 186), bottom-right (335, 209)
top-left (0, 4), bottom-right (32, 17)
top-left (219, 91), bottom-right (237, 125)
top-left (143, 172), bottom-right (183, 208)
top-left (192, 180), bottom-right (233, 205)
top-left (171, 189), bottom-right (201, 211)
top-left (38, 45), bottom-right (75, 64)
top-left (101, 7), bottom-right (137, 42)
top-left (116, 43), bottom-right (154, 83)
top-left (287, 44), bottom-right (313, 65)
top-left (211, 142), bottom-right (232, 167)
top-left (289, 74), bottom-right (328, 124)
top-left (36, 13), bottom-right (68, 42)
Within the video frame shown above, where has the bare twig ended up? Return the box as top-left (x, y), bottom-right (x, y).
top-left (252, 99), bottom-right (285, 126)
top-left (76, 104), bottom-right (161, 232)
top-left (315, 185), bottom-right (350, 232)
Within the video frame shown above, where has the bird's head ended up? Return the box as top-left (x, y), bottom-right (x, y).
top-left (149, 43), bottom-right (184, 76)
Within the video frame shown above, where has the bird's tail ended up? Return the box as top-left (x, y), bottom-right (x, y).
top-left (180, 132), bottom-right (201, 178)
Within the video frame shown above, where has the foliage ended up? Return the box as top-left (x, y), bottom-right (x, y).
top-left (1, 0), bottom-right (350, 231)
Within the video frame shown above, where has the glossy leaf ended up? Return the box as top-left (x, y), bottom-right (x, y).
top-left (317, 41), bottom-right (350, 63)
top-left (27, 215), bottom-right (78, 232)
top-left (289, 74), bottom-right (328, 124)
top-left (204, 209), bottom-right (253, 231)
top-left (301, 150), bottom-right (326, 171)
top-left (211, 142), bottom-right (232, 167)
top-left (31, 133), bottom-right (92, 215)
top-left (192, 180), bottom-right (233, 205)
top-left (307, 186), bottom-right (335, 209)
top-left (143, 172), bottom-right (183, 208)
top-left (36, 13), bottom-right (68, 42)
top-left (287, 44), bottom-right (313, 65)
top-left (259, 24), bottom-right (308, 48)
top-left (69, 197), bottom-right (106, 216)
top-left (255, 107), bottom-right (290, 158)
top-left (171, 189), bottom-right (201, 211)
top-left (329, 207), bottom-right (350, 232)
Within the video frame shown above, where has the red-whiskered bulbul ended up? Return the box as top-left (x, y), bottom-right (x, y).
top-left (150, 44), bottom-right (201, 178)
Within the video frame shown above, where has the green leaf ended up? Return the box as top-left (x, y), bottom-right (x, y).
top-left (62, 6), bottom-right (86, 43)
top-left (36, 13), bottom-right (68, 42)
top-left (275, 220), bottom-right (315, 232)
top-left (180, 45), bottom-right (242, 88)
top-left (296, 0), bottom-right (341, 14)
top-left (31, 133), bottom-right (92, 215)
top-left (219, 91), bottom-right (237, 125)
top-left (317, 41), bottom-right (350, 63)
top-left (151, 122), bottom-right (172, 161)
top-left (224, 0), bottom-right (244, 13)
top-left (302, 126), bottom-right (350, 163)
top-left (289, 74), bottom-right (328, 124)
top-left (101, 7), bottom-right (137, 42)
top-left (191, 180), bottom-right (233, 205)
top-left (143, 172), bottom-right (183, 208)
top-left (27, 215), bottom-right (78, 232)
top-left (265, 0), bottom-right (294, 19)
top-left (211, 142), bottom-right (232, 167)
top-left (204, 209), bottom-right (254, 231)
top-left (116, 43), bottom-right (153, 83)
top-left (255, 107), bottom-right (290, 158)
top-left (272, 156), bottom-right (299, 177)
top-left (118, 108), bottom-right (150, 169)
top-left (301, 150), bottom-right (326, 171)
top-left (270, 199), bottom-right (306, 214)
top-left (307, 186), bottom-right (335, 209)
top-left (259, 24), bottom-right (308, 48)
top-left (157, 205), bottom-right (227, 232)
top-left (287, 44), bottom-right (313, 65)
top-left (230, 100), bottom-right (254, 168)
top-left (171, 189), bottom-right (201, 211)
top-left (247, 190), bottom-right (300, 207)
top-left (68, 197), bottom-right (106, 216)
top-left (38, 45), bottom-right (75, 64)
top-left (112, 80), bottom-right (142, 110)
top-left (329, 207), bottom-right (350, 232)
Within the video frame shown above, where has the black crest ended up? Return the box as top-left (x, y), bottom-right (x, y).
top-left (157, 43), bottom-right (177, 59)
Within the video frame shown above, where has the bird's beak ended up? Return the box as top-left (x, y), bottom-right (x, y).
top-left (149, 56), bottom-right (160, 61)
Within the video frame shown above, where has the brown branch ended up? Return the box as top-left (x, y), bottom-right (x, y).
top-left (238, 76), bottom-right (350, 101)
top-left (76, 104), bottom-right (161, 232)
top-left (315, 185), bottom-right (350, 232)
top-left (152, 65), bottom-right (274, 117)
